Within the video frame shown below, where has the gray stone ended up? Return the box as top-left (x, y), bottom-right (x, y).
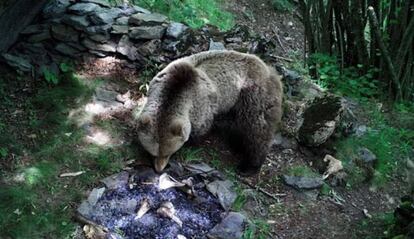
top-left (358, 147), bottom-right (377, 164)
top-left (116, 35), bottom-right (140, 61)
top-left (84, 24), bottom-right (111, 34)
top-left (87, 187), bottom-right (105, 205)
top-left (137, 39), bottom-right (161, 56)
top-left (62, 15), bottom-right (90, 30)
top-left (1, 53), bottom-right (32, 72)
top-left (66, 42), bottom-right (87, 51)
top-left (80, 0), bottom-right (111, 8)
top-left (27, 31), bottom-right (51, 43)
top-left (21, 24), bottom-right (49, 34)
top-left (77, 201), bottom-right (93, 217)
top-left (206, 180), bottom-right (237, 210)
top-left (129, 26), bottom-right (166, 39)
top-left (55, 43), bottom-right (81, 56)
top-left (90, 8), bottom-right (122, 25)
top-left (129, 13), bottom-right (167, 26)
top-left (282, 175), bottom-right (324, 190)
top-left (89, 33), bottom-right (110, 43)
top-left (355, 125), bottom-right (368, 137)
top-left (95, 88), bottom-right (118, 102)
top-left (43, 0), bottom-right (70, 19)
top-left (166, 22), bottom-right (188, 39)
top-left (82, 38), bottom-right (116, 52)
top-left (185, 163), bottom-right (215, 174)
top-left (115, 16), bottom-right (129, 25)
top-left (298, 95), bottom-right (344, 146)
top-left (100, 171), bottom-right (129, 189)
top-left (89, 50), bottom-right (107, 57)
top-left (68, 3), bottom-right (101, 15)
top-left (209, 40), bottom-right (226, 51)
top-left (133, 6), bottom-right (151, 14)
top-left (51, 24), bottom-right (79, 42)
top-left (207, 212), bottom-right (246, 239)
top-left (111, 25), bottom-right (129, 34)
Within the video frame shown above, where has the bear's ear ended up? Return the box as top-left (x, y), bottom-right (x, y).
top-left (140, 114), bottom-right (152, 126)
top-left (170, 121), bottom-right (184, 137)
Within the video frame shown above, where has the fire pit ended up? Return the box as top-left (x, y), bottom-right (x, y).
top-left (77, 163), bottom-right (246, 239)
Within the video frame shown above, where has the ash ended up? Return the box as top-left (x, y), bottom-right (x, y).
top-left (83, 173), bottom-right (224, 239)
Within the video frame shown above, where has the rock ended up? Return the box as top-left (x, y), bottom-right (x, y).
top-left (133, 6), bottom-right (151, 14)
top-left (129, 13), bottom-right (167, 26)
top-left (137, 39), bottom-right (161, 56)
top-left (129, 26), bottom-right (166, 40)
top-left (206, 180), bottom-right (237, 210)
top-left (43, 0), bottom-right (70, 19)
top-left (111, 25), bottom-right (129, 34)
top-left (166, 22), bottom-right (188, 39)
top-left (90, 8), bottom-right (122, 25)
top-left (355, 125), bottom-right (368, 137)
top-left (117, 35), bottom-right (140, 61)
top-left (82, 38), bottom-right (116, 52)
top-left (88, 187), bottom-right (105, 205)
top-left (80, 0), bottom-right (111, 8)
top-left (51, 24), bottom-right (79, 42)
top-left (358, 147), bottom-right (377, 164)
top-left (68, 3), bottom-right (101, 15)
top-left (95, 88), bottom-right (119, 102)
top-left (27, 31), bottom-right (51, 43)
top-left (20, 24), bottom-right (49, 34)
top-left (89, 50), bottom-right (107, 57)
top-left (100, 171), bottom-right (129, 189)
top-left (84, 24), bottom-right (111, 34)
top-left (89, 33), bottom-right (110, 43)
top-left (271, 132), bottom-right (298, 150)
top-left (115, 16), bottom-right (129, 25)
top-left (55, 43), bottom-right (81, 56)
top-left (282, 175), bottom-right (324, 190)
top-left (77, 201), bottom-right (93, 217)
top-left (1, 53), bottom-right (32, 72)
top-left (207, 212), bottom-right (246, 239)
top-left (298, 95), bottom-right (344, 146)
top-left (62, 15), bottom-right (90, 30)
top-left (209, 40), bottom-right (226, 51)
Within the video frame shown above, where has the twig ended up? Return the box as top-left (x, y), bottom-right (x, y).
top-left (74, 214), bottom-right (109, 233)
top-left (235, 175), bottom-right (286, 202)
top-left (272, 28), bottom-right (287, 53)
top-left (269, 54), bottom-right (294, 62)
top-left (59, 171), bottom-right (85, 177)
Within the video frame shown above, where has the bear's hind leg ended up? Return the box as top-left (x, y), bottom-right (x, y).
top-left (233, 88), bottom-right (274, 176)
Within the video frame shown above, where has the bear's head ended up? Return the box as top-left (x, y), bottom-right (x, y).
top-left (137, 113), bottom-right (191, 172)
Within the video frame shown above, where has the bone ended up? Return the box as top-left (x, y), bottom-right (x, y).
top-left (135, 198), bottom-right (151, 219)
top-left (157, 201), bottom-right (183, 227)
top-left (158, 173), bottom-right (185, 190)
top-left (322, 154), bottom-right (344, 179)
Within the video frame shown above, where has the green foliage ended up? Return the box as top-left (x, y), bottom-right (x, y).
top-left (41, 66), bottom-right (59, 85)
top-left (135, 0), bottom-right (234, 30)
top-left (355, 212), bottom-right (398, 239)
top-left (232, 184), bottom-right (247, 211)
top-left (271, 0), bottom-right (294, 12)
top-left (176, 147), bottom-right (204, 162)
top-left (310, 53), bottom-right (380, 99)
top-left (243, 219), bottom-right (270, 239)
top-left (286, 165), bottom-right (318, 177)
top-left (335, 103), bottom-right (414, 187)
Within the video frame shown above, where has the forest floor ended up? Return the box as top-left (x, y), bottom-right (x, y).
top-left (0, 1), bottom-right (413, 239)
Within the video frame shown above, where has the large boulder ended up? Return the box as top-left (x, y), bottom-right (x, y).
top-left (67, 3), bottom-right (101, 15)
top-left (298, 95), bottom-right (344, 146)
top-left (51, 24), bottom-right (79, 42)
top-left (129, 13), bottom-right (167, 26)
top-left (129, 26), bottom-right (166, 40)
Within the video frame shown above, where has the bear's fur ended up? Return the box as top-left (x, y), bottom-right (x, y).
top-left (136, 50), bottom-right (283, 175)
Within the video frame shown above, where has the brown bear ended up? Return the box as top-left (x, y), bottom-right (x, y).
top-left (135, 50), bottom-right (283, 175)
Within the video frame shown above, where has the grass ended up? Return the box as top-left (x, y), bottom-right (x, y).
top-left (106, 0), bottom-right (234, 31)
top-left (243, 219), bottom-right (270, 239)
top-left (0, 70), bottom-right (134, 238)
top-left (335, 102), bottom-right (414, 188)
top-left (285, 165), bottom-right (319, 177)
